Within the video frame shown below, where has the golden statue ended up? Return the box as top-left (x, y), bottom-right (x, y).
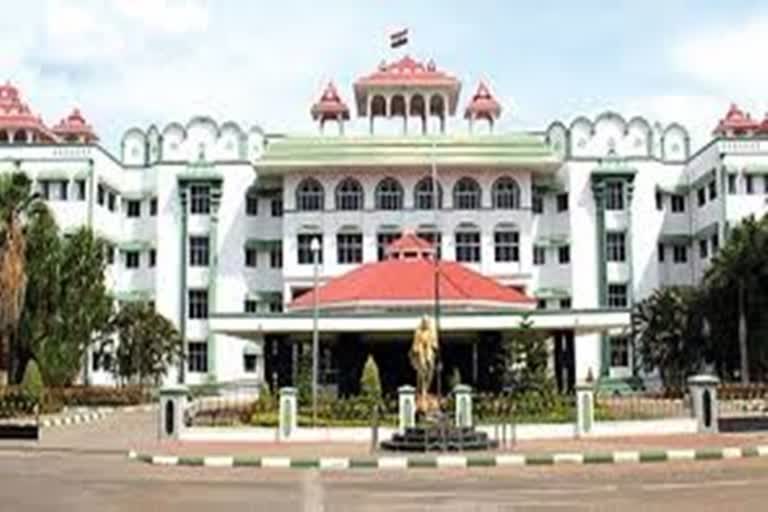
top-left (410, 315), bottom-right (440, 414)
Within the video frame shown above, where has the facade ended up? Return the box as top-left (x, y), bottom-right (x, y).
top-left (2, 57), bottom-right (768, 394)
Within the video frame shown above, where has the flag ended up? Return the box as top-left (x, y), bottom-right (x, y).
top-left (390, 29), bottom-right (408, 49)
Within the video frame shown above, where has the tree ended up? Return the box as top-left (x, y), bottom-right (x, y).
top-left (0, 173), bottom-right (41, 384)
top-left (105, 302), bottom-right (183, 386)
top-left (360, 354), bottom-right (382, 405)
top-left (498, 315), bottom-right (553, 394)
top-left (704, 215), bottom-right (768, 383)
top-left (632, 286), bottom-right (707, 390)
top-left (19, 226), bottom-right (112, 386)
top-left (20, 359), bottom-right (44, 406)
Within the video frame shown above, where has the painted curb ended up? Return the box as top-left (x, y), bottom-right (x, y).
top-left (127, 444), bottom-right (768, 470)
top-left (41, 404), bottom-right (155, 428)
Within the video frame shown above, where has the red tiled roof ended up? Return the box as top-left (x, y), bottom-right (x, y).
top-left (355, 56), bottom-right (460, 88)
top-left (464, 82), bottom-right (501, 120)
top-left (52, 108), bottom-right (99, 142)
top-left (311, 82), bottom-right (350, 121)
top-left (289, 258), bottom-right (534, 310)
top-left (713, 103), bottom-right (760, 135)
top-left (385, 231), bottom-right (435, 258)
top-left (0, 81), bottom-right (59, 142)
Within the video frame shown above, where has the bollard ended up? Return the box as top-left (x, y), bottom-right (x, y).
top-left (687, 374), bottom-right (719, 433)
top-left (279, 387), bottom-right (298, 441)
top-left (397, 385), bottom-right (416, 433)
top-left (159, 385), bottom-right (188, 441)
top-left (575, 381), bottom-right (595, 438)
top-left (370, 403), bottom-right (380, 454)
top-left (454, 384), bottom-right (473, 428)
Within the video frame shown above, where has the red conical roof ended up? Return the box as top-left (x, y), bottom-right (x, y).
top-left (0, 81), bottom-right (59, 142)
top-left (713, 103), bottom-right (760, 135)
top-left (311, 82), bottom-right (350, 121)
top-left (464, 82), bottom-right (501, 120)
top-left (52, 108), bottom-right (99, 142)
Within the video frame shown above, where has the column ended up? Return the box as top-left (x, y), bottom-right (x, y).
top-left (688, 375), bottom-right (719, 433)
top-left (576, 380), bottom-right (595, 437)
top-left (398, 385), bottom-right (416, 432)
top-left (159, 385), bottom-right (188, 441)
top-left (279, 387), bottom-right (298, 440)
top-left (207, 184), bottom-right (223, 380)
top-left (177, 186), bottom-right (189, 384)
top-left (454, 384), bottom-right (473, 428)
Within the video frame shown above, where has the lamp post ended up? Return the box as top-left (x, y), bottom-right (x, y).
top-left (431, 140), bottom-right (442, 400)
top-left (310, 236), bottom-right (321, 427)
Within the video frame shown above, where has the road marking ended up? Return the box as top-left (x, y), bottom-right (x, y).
top-left (554, 453), bottom-right (584, 464)
top-left (436, 455), bottom-right (467, 468)
top-left (152, 455), bottom-right (178, 465)
top-left (204, 456), bottom-right (234, 467)
top-left (378, 457), bottom-right (408, 469)
top-left (667, 449), bottom-right (695, 461)
top-left (262, 457), bottom-right (291, 468)
top-left (319, 458), bottom-right (349, 470)
top-left (722, 447), bottom-right (742, 459)
top-left (495, 454), bottom-right (525, 466)
top-left (613, 451), bottom-right (639, 463)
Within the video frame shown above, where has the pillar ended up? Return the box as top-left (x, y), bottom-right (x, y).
top-left (398, 385), bottom-right (416, 433)
top-left (159, 385), bottom-right (188, 441)
top-left (454, 384), bottom-right (473, 428)
top-left (688, 375), bottom-right (719, 433)
top-left (279, 387), bottom-right (298, 440)
top-left (575, 380), bottom-right (595, 437)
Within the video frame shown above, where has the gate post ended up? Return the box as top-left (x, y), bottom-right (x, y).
top-left (454, 384), bottom-right (473, 428)
top-left (576, 381), bottom-right (595, 438)
top-left (159, 385), bottom-right (188, 441)
top-left (397, 385), bottom-right (416, 433)
top-left (687, 375), bottom-right (719, 434)
top-left (279, 387), bottom-right (298, 441)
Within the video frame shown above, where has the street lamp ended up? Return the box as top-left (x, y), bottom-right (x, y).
top-left (310, 236), bottom-right (321, 427)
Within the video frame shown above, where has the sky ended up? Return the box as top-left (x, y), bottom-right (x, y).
top-left (2, 0), bottom-right (768, 153)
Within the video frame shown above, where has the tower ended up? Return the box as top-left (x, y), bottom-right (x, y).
top-left (310, 82), bottom-right (350, 135)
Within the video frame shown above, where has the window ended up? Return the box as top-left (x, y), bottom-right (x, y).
top-left (556, 193), bottom-right (569, 212)
top-left (244, 299), bottom-right (258, 313)
top-left (377, 232), bottom-right (401, 261)
top-left (699, 239), bottom-right (708, 259)
top-left (126, 200), bottom-right (141, 218)
top-left (533, 246), bottom-right (546, 265)
top-left (335, 178), bottom-right (364, 211)
top-left (746, 175), bottom-right (755, 195)
top-left (337, 233), bottom-right (363, 264)
top-left (245, 192), bottom-right (259, 216)
top-left (245, 247), bottom-right (258, 268)
top-left (97, 184), bottom-right (105, 205)
top-left (150, 197), bottom-right (158, 216)
top-left (558, 245), bottom-right (570, 264)
top-left (492, 177), bottom-right (521, 209)
top-left (606, 232), bottom-right (626, 262)
top-left (187, 342), bottom-right (208, 373)
top-left (559, 298), bottom-right (572, 309)
top-left (671, 194), bottom-right (685, 213)
top-left (605, 182), bottom-right (624, 211)
top-left (375, 177), bottom-right (403, 210)
top-left (697, 187), bottom-right (706, 207)
top-left (711, 233), bottom-right (720, 254)
top-left (269, 301), bottom-right (283, 313)
top-left (189, 236), bottom-right (210, 267)
top-left (537, 299), bottom-right (547, 310)
top-left (708, 180), bottom-right (717, 201)
top-left (75, 180), bottom-right (86, 201)
top-left (244, 353), bottom-right (258, 373)
top-left (673, 245), bottom-right (688, 263)
top-left (532, 188), bottom-right (543, 214)
top-left (453, 177), bottom-right (481, 210)
top-left (108, 191), bottom-right (117, 212)
top-left (125, 251), bottom-right (140, 269)
top-left (610, 337), bottom-right (629, 367)
top-left (149, 249), bottom-right (156, 268)
top-left (38, 180), bottom-right (50, 200)
top-left (655, 191), bottom-right (663, 211)
top-left (657, 243), bottom-right (665, 263)
top-left (190, 185), bottom-right (210, 214)
top-left (494, 230), bottom-right (520, 262)
top-left (455, 230), bottom-right (481, 262)
top-left (270, 245), bottom-right (283, 268)
top-left (188, 289), bottom-right (209, 319)
top-left (296, 178), bottom-right (324, 211)
top-left (271, 198), bottom-right (283, 217)
top-left (106, 245), bottom-right (115, 265)
top-left (297, 234), bottom-right (322, 264)
top-left (414, 177), bottom-right (442, 210)
top-left (728, 174), bottom-right (737, 194)
top-left (607, 284), bottom-right (628, 308)
top-left (416, 231), bottom-right (442, 259)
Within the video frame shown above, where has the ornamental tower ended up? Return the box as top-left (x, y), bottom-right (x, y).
top-left (464, 82), bottom-right (501, 133)
top-left (310, 82), bottom-right (350, 135)
top-left (353, 56), bottom-right (461, 135)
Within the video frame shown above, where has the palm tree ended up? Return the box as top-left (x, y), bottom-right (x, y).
top-left (704, 215), bottom-right (768, 383)
top-left (0, 173), bottom-right (40, 385)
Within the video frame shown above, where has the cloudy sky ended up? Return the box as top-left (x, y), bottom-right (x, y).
top-left (2, 0), bottom-right (767, 152)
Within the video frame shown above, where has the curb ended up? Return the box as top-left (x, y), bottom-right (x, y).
top-left (127, 445), bottom-right (768, 470)
top-left (41, 404), bottom-right (155, 428)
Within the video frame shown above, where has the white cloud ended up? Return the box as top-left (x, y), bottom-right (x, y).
top-left (113, 0), bottom-right (209, 35)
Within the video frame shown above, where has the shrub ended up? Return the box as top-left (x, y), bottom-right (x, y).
top-left (46, 385), bottom-right (150, 408)
top-left (360, 355), bottom-right (382, 406)
top-left (20, 360), bottom-right (44, 406)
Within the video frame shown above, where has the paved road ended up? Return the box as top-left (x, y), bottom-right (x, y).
top-left (3, 411), bottom-right (768, 511)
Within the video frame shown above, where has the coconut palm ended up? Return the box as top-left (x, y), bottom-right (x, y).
top-left (704, 215), bottom-right (768, 383)
top-left (0, 173), bottom-right (41, 384)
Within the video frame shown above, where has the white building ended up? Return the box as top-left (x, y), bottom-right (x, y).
top-left (2, 57), bottom-right (768, 395)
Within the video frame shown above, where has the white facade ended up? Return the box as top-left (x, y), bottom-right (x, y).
top-left (4, 90), bottom-right (768, 392)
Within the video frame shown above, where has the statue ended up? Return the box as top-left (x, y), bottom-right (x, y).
top-left (409, 315), bottom-right (440, 414)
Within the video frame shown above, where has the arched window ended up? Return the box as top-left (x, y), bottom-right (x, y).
top-left (492, 176), bottom-right (521, 209)
top-left (375, 177), bottom-right (403, 210)
top-left (453, 177), bottom-right (481, 210)
top-left (296, 178), bottom-right (324, 212)
top-left (414, 176), bottom-right (443, 210)
top-left (335, 178), bottom-right (363, 211)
